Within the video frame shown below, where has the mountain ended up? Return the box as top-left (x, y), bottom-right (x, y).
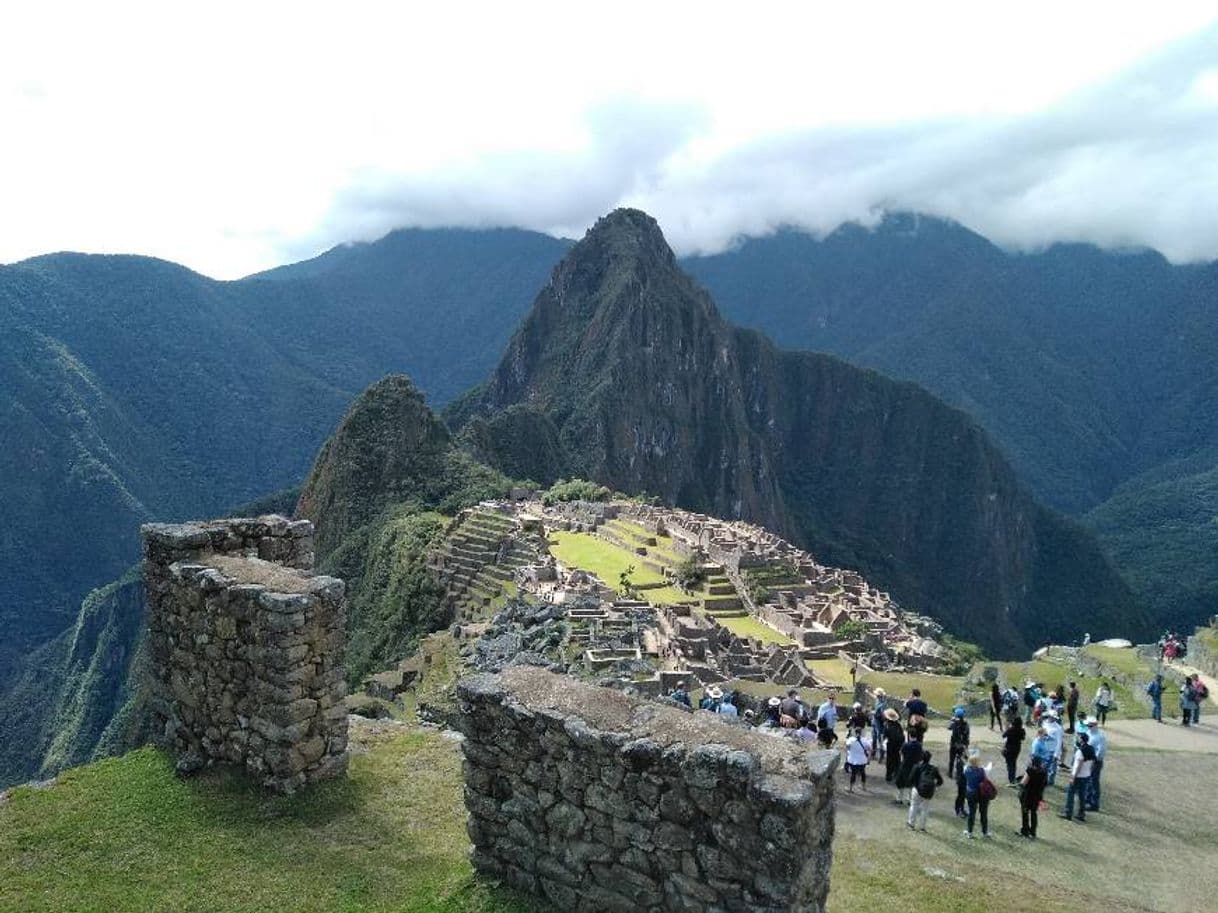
top-left (0, 230), bottom-right (564, 681)
top-left (450, 209), bottom-right (1146, 655)
top-left (681, 216), bottom-right (1218, 631)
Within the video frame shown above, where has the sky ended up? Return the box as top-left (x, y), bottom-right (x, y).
top-left (2, 1), bottom-right (1217, 278)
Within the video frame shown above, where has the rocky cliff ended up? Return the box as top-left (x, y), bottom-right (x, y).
top-left (449, 209), bottom-right (1146, 655)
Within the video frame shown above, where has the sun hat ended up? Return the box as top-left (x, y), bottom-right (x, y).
top-left (875, 688), bottom-right (886, 697)
top-left (707, 686), bottom-right (723, 700)
top-left (768, 697), bottom-right (782, 708)
top-left (883, 707), bottom-right (899, 721)
top-left (853, 702), bottom-right (862, 709)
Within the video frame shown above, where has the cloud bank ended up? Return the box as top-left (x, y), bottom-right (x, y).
top-left (308, 26), bottom-right (1218, 265)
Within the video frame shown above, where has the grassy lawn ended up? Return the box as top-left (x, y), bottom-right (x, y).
top-left (547, 531), bottom-right (691, 604)
top-left (1082, 645), bottom-right (1151, 676)
top-left (708, 612), bottom-right (794, 645)
top-left (5, 721), bottom-right (1211, 913)
top-left (808, 657), bottom-right (855, 686)
top-left (0, 728), bottom-right (540, 913)
top-left (862, 671), bottom-right (966, 714)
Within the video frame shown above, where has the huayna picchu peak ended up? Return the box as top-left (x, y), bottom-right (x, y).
top-left (449, 208), bottom-right (1146, 656)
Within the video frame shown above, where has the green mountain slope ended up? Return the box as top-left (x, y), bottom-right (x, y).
top-left (452, 209), bottom-right (1146, 655)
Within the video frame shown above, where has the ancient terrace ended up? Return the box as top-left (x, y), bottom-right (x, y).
top-left (412, 498), bottom-right (946, 699)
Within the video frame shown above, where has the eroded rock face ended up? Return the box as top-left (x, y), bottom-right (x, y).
top-left (142, 515), bottom-right (348, 793)
top-left (456, 666), bottom-right (838, 913)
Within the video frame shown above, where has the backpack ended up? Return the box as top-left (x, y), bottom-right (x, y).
top-left (916, 764), bottom-right (940, 799)
top-left (1023, 687), bottom-right (1035, 707)
top-left (979, 777), bottom-right (998, 801)
top-left (1198, 682), bottom-right (1210, 700)
top-left (950, 719), bottom-right (970, 746)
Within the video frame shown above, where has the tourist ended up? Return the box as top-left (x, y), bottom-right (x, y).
top-left (1019, 756), bottom-right (1048, 839)
top-left (1146, 674), bottom-right (1165, 723)
top-left (962, 750), bottom-right (994, 838)
top-left (947, 706), bottom-right (971, 776)
top-left (1042, 710), bottom-right (1065, 785)
top-left (1030, 725), bottom-right (1054, 781)
top-left (1002, 685), bottom-right (1022, 726)
top-left (906, 688), bottom-right (928, 720)
top-left (700, 686), bottom-right (722, 711)
top-left (1001, 715), bottom-right (1025, 785)
top-left (717, 691), bottom-right (739, 718)
top-left (1094, 681), bottom-right (1113, 724)
top-left (763, 696), bottom-right (782, 728)
top-left (1061, 732), bottom-right (1096, 822)
top-left (781, 689), bottom-right (806, 725)
top-left (1179, 678), bottom-right (1196, 726)
top-left (951, 751), bottom-right (967, 819)
top-left (1023, 680), bottom-right (1040, 724)
top-left (882, 708), bottom-right (905, 783)
top-left (795, 719), bottom-right (818, 743)
top-left (816, 717), bottom-right (839, 749)
top-left (872, 689), bottom-right (888, 759)
top-left (989, 682), bottom-right (1003, 731)
top-left (1066, 681), bottom-right (1080, 734)
top-left (847, 701), bottom-right (869, 732)
top-left (908, 749), bottom-right (943, 831)
top-left (844, 727), bottom-right (871, 793)
top-left (895, 729), bottom-right (924, 804)
top-left (1083, 716), bottom-right (1106, 812)
top-left (1190, 673), bottom-right (1207, 724)
top-left (816, 692), bottom-right (838, 729)
top-left (670, 680), bottom-right (691, 707)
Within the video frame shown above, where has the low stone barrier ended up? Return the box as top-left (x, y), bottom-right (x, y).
top-left (142, 515), bottom-right (348, 793)
top-left (456, 666), bottom-right (838, 913)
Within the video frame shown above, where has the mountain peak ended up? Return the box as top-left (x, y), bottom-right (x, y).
top-left (575, 207), bottom-right (676, 269)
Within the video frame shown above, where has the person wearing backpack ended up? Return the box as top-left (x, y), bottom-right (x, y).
top-left (907, 749), bottom-right (944, 832)
top-left (962, 750), bottom-right (995, 838)
top-left (1191, 674), bottom-right (1207, 724)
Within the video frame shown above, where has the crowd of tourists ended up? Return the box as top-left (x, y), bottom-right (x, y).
top-left (668, 675), bottom-right (1125, 841)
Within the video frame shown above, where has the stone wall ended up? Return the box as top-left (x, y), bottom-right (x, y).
top-left (456, 666), bottom-right (837, 913)
top-left (142, 515), bottom-right (349, 793)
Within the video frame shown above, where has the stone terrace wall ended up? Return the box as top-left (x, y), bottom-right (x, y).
top-left (142, 515), bottom-right (348, 793)
top-left (456, 666), bottom-right (838, 913)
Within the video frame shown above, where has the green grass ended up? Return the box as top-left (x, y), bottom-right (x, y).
top-left (547, 531), bottom-right (690, 604)
top-left (861, 671), bottom-right (966, 714)
top-left (0, 732), bottom-right (540, 913)
top-left (1082, 645), bottom-right (1150, 677)
top-left (710, 612), bottom-right (794, 645)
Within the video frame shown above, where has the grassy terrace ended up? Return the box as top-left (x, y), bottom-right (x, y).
top-left (5, 720), bottom-right (1213, 913)
top-left (710, 612), bottom-right (794, 645)
top-left (546, 531), bottom-right (690, 604)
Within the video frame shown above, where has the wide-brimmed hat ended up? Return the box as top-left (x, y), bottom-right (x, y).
top-left (706, 686), bottom-right (723, 700)
top-left (883, 708), bottom-right (899, 721)
top-left (852, 702), bottom-right (862, 709)
top-left (768, 697), bottom-right (782, 707)
top-left (874, 688), bottom-right (886, 697)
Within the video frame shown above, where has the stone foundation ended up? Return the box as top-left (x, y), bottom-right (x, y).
top-left (456, 666), bottom-right (837, 913)
top-left (142, 515), bottom-right (348, 793)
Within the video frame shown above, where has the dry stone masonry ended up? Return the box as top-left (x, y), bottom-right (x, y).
top-left (456, 666), bottom-right (838, 913)
top-left (142, 514), bottom-right (349, 793)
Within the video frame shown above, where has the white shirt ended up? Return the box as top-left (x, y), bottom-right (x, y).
top-left (1071, 747), bottom-right (1094, 779)
top-left (845, 735), bottom-right (871, 766)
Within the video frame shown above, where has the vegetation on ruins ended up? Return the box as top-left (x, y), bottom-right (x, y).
top-left (539, 477), bottom-right (612, 505)
top-left (671, 555), bottom-right (706, 590)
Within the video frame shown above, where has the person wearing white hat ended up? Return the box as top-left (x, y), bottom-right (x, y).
top-left (1083, 716), bottom-right (1107, 811)
top-left (872, 689), bottom-right (888, 759)
top-left (1042, 709), bottom-right (1064, 786)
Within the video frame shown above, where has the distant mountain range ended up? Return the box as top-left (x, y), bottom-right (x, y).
top-left (2, 209), bottom-right (1213, 784)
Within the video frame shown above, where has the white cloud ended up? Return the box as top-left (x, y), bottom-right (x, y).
top-left (1, 1), bottom-right (1216, 276)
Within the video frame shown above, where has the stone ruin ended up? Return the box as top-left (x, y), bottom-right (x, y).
top-left (142, 515), bottom-right (349, 793)
top-left (456, 666), bottom-right (838, 913)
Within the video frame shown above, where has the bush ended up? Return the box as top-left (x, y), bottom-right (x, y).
top-left (671, 557), bottom-right (705, 591)
top-left (541, 478), bottom-right (612, 505)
